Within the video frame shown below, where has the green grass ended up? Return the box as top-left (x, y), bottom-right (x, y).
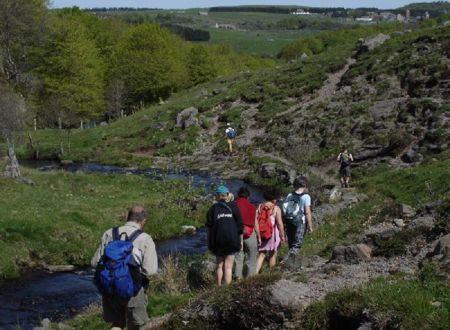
top-left (301, 271), bottom-right (450, 329)
top-left (207, 28), bottom-right (315, 56)
top-left (0, 167), bottom-right (207, 279)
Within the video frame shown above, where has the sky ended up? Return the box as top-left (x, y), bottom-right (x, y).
top-left (50, 0), bottom-right (441, 10)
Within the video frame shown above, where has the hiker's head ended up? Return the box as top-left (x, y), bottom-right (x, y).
top-left (225, 193), bottom-right (235, 203)
top-left (293, 176), bottom-right (308, 190)
top-left (215, 185), bottom-right (230, 201)
top-left (127, 206), bottom-right (147, 227)
top-left (341, 145), bottom-right (348, 153)
top-left (238, 186), bottom-right (250, 198)
top-left (263, 188), bottom-right (280, 202)
top-left (227, 123), bottom-right (231, 127)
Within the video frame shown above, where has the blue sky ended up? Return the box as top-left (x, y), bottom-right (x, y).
top-left (50, 1), bottom-right (441, 10)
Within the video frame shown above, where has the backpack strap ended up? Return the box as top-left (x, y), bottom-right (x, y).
top-left (128, 229), bottom-right (143, 242)
top-left (218, 201), bottom-right (233, 213)
top-left (112, 227), bottom-right (120, 241)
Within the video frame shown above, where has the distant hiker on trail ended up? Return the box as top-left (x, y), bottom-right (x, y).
top-left (337, 146), bottom-right (354, 188)
top-left (234, 186), bottom-right (259, 279)
top-left (206, 185), bottom-right (244, 286)
top-left (225, 123), bottom-right (237, 155)
top-left (282, 176), bottom-right (313, 264)
top-left (91, 206), bottom-right (157, 330)
top-left (256, 188), bottom-right (285, 274)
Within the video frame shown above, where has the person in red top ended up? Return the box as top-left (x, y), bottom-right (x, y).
top-left (234, 186), bottom-right (260, 279)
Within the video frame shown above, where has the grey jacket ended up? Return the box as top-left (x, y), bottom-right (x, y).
top-left (91, 221), bottom-right (158, 278)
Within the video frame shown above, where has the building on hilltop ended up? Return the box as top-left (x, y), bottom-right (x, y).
top-left (291, 9), bottom-right (311, 15)
top-left (215, 23), bottom-right (236, 30)
top-left (397, 14), bottom-right (406, 22)
top-left (356, 17), bottom-right (373, 22)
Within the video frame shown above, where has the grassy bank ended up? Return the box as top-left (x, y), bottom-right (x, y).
top-left (0, 166), bottom-right (208, 280)
top-left (301, 267), bottom-right (450, 329)
top-left (301, 157), bottom-right (450, 258)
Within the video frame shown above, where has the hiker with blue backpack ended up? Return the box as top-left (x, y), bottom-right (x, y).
top-left (206, 185), bottom-right (244, 286)
top-left (91, 206), bottom-right (157, 330)
top-left (281, 176), bottom-right (314, 263)
top-left (225, 123), bottom-right (237, 155)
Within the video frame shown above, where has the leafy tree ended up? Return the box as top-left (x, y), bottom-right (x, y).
top-left (34, 10), bottom-right (105, 127)
top-left (110, 24), bottom-right (188, 106)
top-left (187, 46), bottom-right (219, 85)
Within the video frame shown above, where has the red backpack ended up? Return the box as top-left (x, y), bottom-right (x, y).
top-left (258, 203), bottom-right (275, 240)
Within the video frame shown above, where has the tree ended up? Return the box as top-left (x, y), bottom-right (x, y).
top-left (106, 78), bottom-right (126, 120)
top-left (0, 0), bottom-right (48, 83)
top-left (0, 82), bottom-right (27, 178)
top-left (187, 46), bottom-right (218, 85)
top-left (110, 24), bottom-right (188, 107)
top-left (34, 10), bottom-right (105, 127)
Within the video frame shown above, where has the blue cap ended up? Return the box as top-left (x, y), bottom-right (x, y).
top-left (215, 185), bottom-right (230, 194)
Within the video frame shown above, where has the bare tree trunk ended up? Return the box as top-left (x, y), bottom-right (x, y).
top-left (4, 138), bottom-right (21, 178)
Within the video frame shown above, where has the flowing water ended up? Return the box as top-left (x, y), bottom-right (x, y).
top-left (0, 163), bottom-right (264, 330)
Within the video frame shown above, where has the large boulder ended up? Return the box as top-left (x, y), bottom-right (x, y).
top-left (331, 244), bottom-right (372, 264)
top-left (270, 279), bottom-right (310, 308)
top-left (400, 204), bottom-right (416, 219)
top-left (180, 225), bottom-right (197, 236)
top-left (258, 163), bottom-right (297, 185)
top-left (409, 215), bottom-right (435, 232)
top-left (176, 107), bottom-right (199, 129)
top-left (357, 33), bottom-right (391, 55)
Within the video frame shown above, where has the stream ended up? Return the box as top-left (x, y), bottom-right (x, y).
top-left (0, 163), bottom-right (264, 330)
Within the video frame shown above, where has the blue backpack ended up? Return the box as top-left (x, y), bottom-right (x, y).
top-left (94, 227), bottom-right (143, 299)
top-left (227, 128), bottom-right (237, 139)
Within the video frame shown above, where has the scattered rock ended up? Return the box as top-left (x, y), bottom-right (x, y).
top-left (176, 107), bottom-right (199, 129)
top-left (33, 318), bottom-right (51, 330)
top-left (181, 225), bottom-right (197, 236)
top-left (432, 233), bottom-right (450, 263)
top-left (186, 260), bottom-right (215, 290)
top-left (393, 219), bottom-right (406, 228)
top-left (281, 253), bottom-right (304, 271)
top-left (300, 255), bottom-right (327, 271)
top-left (401, 148), bottom-right (423, 164)
top-left (400, 204), bottom-right (416, 219)
top-left (60, 160), bottom-right (73, 166)
top-left (270, 279), bottom-right (310, 308)
top-left (329, 187), bottom-right (342, 203)
top-left (409, 215), bottom-right (435, 231)
top-left (430, 301), bottom-right (442, 308)
top-left (362, 223), bottom-right (400, 244)
top-left (331, 244), bottom-right (372, 264)
top-left (357, 322), bottom-right (373, 330)
top-left (44, 264), bottom-right (76, 273)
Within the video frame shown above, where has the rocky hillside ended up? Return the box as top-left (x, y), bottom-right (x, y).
top-left (20, 24), bottom-right (449, 185)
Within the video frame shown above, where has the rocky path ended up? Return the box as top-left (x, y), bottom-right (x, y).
top-left (276, 58), bottom-right (356, 119)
